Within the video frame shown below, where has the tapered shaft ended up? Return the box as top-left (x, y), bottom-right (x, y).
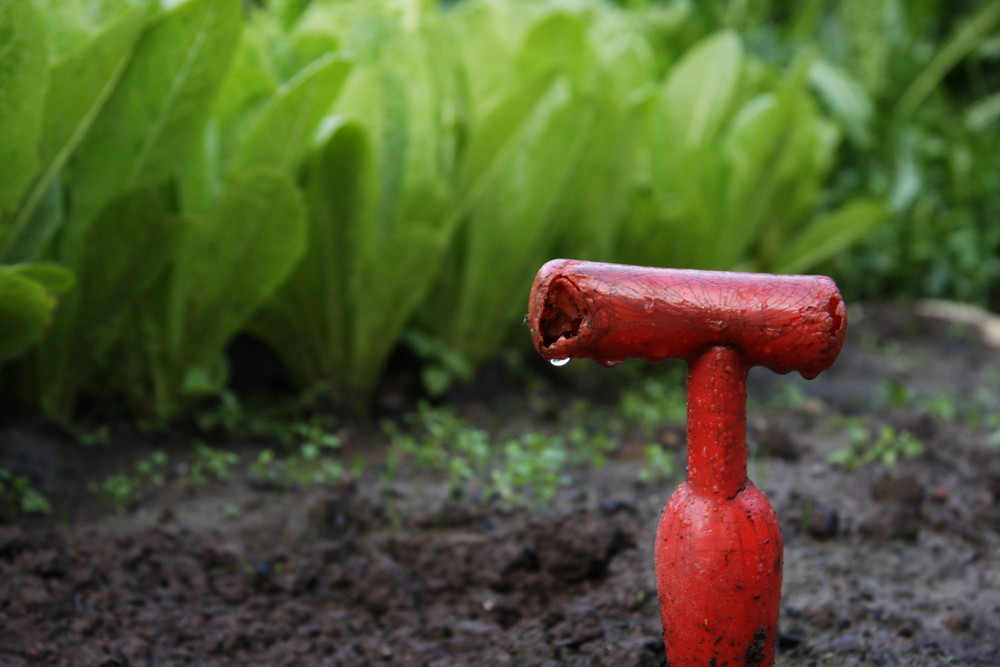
top-left (686, 345), bottom-right (748, 497)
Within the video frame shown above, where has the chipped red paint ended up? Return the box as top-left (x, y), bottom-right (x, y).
top-left (527, 259), bottom-right (847, 666)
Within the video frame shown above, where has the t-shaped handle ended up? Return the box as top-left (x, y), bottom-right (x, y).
top-left (527, 258), bottom-right (846, 378)
top-left (527, 258), bottom-right (847, 666)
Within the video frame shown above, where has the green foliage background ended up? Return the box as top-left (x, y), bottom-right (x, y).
top-left (0, 0), bottom-right (997, 420)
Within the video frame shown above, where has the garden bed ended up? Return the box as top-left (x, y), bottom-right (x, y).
top-left (2, 302), bottom-right (1000, 666)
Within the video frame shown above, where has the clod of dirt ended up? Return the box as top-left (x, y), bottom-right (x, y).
top-left (871, 473), bottom-right (925, 506)
top-left (945, 614), bottom-right (972, 633)
top-left (752, 420), bottom-right (804, 461)
top-left (527, 513), bottom-right (633, 584)
top-left (859, 505), bottom-right (921, 542)
top-left (803, 504), bottom-right (840, 540)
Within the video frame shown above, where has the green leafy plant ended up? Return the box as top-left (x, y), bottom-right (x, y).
top-left (5, 0), bottom-right (924, 422)
top-left (817, 0), bottom-right (1000, 307)
top-left (621, 30), bottom-right (888, 274)
top-left (5, 0), bottom-right (320, 421)
top-left (0, 2), bottom-right (79, 365)
top-left (420, 2), bottom-right (652, 370)
top-left (7, 0), bottom-right (247, 418)
top-left (0, 468), bottom-right (52, 520)
top-left (250, 2), bottom-right (458, 411)
top-left (250, 439), bottom-right (346, 489)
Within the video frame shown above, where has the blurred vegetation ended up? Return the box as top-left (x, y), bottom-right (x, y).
top-left (0, 0), bottom-right (997, 422)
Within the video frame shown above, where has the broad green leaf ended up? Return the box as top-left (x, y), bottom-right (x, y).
top-left (3, 176), bottom-right (64, 264)
top-left (0, 268), bottom-right (59, 363)
top-left (31, 187), bottom-right (183, 418)
top-left (212, 15), bottom-right (282, 135)
top-left (965, 91), bottom-right (1000, 130)
top-left (447, 0), bottom-right (523, 105)
top-left (41, 3), bottom-right (148, 195)
top-left (31, 0), bottom-right (139, 58)
top-left (722, 83), bottom-right (832, 269)
top-left (176, 167), bottom-right (307, 368)
top-left (516, 12), bottom-right (588, 84)
top-left (553, 91), bottom-right (638, 260)
top-left (68, 0), bottom-right (242, 229)
top-left (660, 31), bottom-right (743, 147)
top-left (7, 263), bottom-right (75, 295)
top-left (252, 120), bottom-right (370, 391)
top-left (232, 56), bottom-right (352, 175)
top-left (3, 4), bottom-right (148, 262)
top-left (446, 79), bottom-right (584, 362)
top-left (74, 189), bottom-right (183, 357)
top-left (774, 199), bottom-right (890, 275)
top-left (809, 60), bottom-right (872, 148)
top-left (0, 2), bottom-right (47, 216)
top-left (456, 70), bottom-right (559, 219)
top-left (351, 224), bottom-right (447, 396)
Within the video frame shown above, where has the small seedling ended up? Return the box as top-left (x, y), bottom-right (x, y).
top-left (251, 432), bottom-right (347, 489)
top-left (383, 403), bottom-right (573, 506)
top-left (828, 424), bottom-right (923, 471)
top-left (91, 474), bottom-right (141, 515)
top-left (488, 433), bottom-right (569, 506)
top-left (0, 468), bottom-right (51, 519)
top-left (184, 442), bottom-right (239, 486)
top-left (90, 451), bottom-right (168, 514)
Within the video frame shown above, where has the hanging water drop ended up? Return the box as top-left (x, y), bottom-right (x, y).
top-left (549, 357), bottom-right (571, 367)
top-left (599, 359), bottom-right (622, 368)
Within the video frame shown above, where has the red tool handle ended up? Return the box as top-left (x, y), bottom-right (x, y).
top-left (527, 258), bottom-right (846, 378)
top-left (527, 259), bottom-right (847, 666)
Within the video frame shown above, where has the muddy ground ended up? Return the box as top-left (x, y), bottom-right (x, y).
top-left (2, 302), bottom-right (1000, 666)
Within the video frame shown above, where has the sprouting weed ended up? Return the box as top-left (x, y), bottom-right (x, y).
top-left (185, 442), bottom-right (239, 486)
top-left (0, 468), bottom-right (52, 519)
top-left (384, 403), bottom-right (574, 507)
top-left (828, 424), bottom-right (923, 471)
top-left (90, 451), bottom-right (169, 514)
top-left (250, 435), bottom-right (346, 488)
top-left (487, 433), bottom-right (569, 507)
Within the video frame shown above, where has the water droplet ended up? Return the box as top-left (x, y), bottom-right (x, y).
top-left (550, 358), bottom-right (571, 367)
top-left (599, 360), bottom-right (622, 368)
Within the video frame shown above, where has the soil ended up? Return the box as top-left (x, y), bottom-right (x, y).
top-left (2, 301), bottom-right (1000, 666)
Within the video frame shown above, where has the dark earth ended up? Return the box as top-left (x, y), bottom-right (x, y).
top-left (2, 301), bottom-right (1000, 666)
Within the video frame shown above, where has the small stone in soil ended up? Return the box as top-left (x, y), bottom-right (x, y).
top-left (944, 614), bottom-right (972, 632)
top-left (828, 634), bottom-right (865, 653)
top-left (804, 504), bottom-right (840, 540)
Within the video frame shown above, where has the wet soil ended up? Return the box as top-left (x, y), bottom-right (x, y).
top-left (2, 302), bottom-right (1000, 666)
